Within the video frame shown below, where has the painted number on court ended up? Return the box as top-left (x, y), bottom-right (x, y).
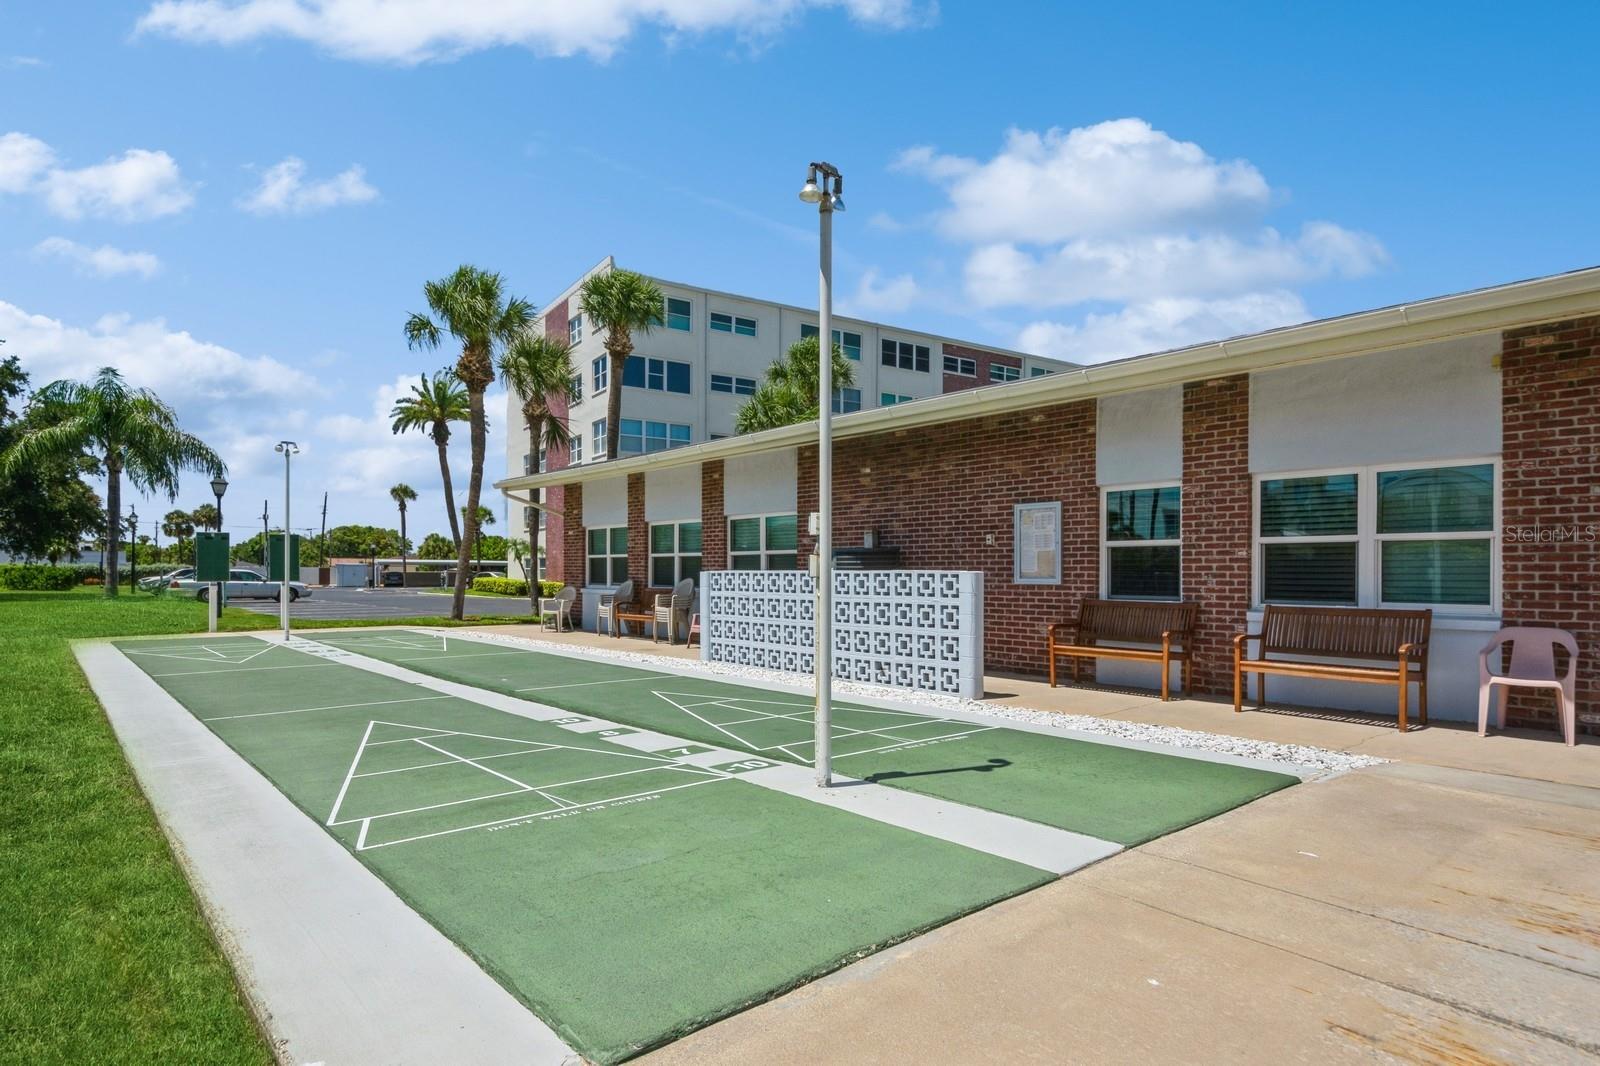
top-left (654, 745), bottom-right (711, 758)
top-left (548, 717), bottom-right (588, 725)
top-left (712, 759), bottom-right (773, 774)
top-left (596, 727), bottom-right (636, 737)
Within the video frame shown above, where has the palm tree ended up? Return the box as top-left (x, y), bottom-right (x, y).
top-left (461, 504), bottom-right (495, 569)
top-left (190, 502), bottom-right (220, 531)
top-left (390, 483), bottom-right (417, 581)
top-left (162, 509), bottom-right (196, 563)
top-left (0, 368), bottom-right (222, 595)
top-left (391, 370), bottom-right (470, 551)
top-left (735, 335), bottom-right (857, 433)
top-left (578, 269), bottom-right (664, 460)
top-left (500, 331), bottom-right (575, 568)
top-left (406, 267), bottom-right (534, 620)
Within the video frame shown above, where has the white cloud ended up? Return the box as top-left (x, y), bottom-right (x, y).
top-left (137, 0), bottom-right (934, 63)
top-left (3, 56), bottom-right (46, 69)
top-left (905, 120), bottom-right (1273, 244)
top-left (0, 132), bottom-right (54, 193)
top-left (966, 222), bottom-right (1386, 309)
top-left (1017, 291), bottom-right (1311, 364)
top-left (849, 268), bottom-right (920, 314)
top-left (0, 300), bottom-right (315, 408)
top-left (39, 147), bottom-right (195, 221)
top-left (34, 237), bottom-right (162, 279)
top-left (239, 156), bottom-right (378, 215)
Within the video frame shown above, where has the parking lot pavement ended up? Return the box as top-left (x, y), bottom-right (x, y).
top-left (226, 587), bottom-right (534, 620)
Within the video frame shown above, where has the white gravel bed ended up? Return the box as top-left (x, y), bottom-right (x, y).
top-left (439, 629), bottom-right (1386, 774)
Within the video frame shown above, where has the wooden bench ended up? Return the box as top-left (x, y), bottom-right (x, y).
top-left (1047, 599), bottom-right (1199, 701)
top-left (613, 609), bottom-right (657, 639)
top-left (1233, 605), bottom-right (1432, 731)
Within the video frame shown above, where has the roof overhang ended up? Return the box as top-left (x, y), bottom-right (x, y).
top-left (496, 265), bottom-right (1600, 495)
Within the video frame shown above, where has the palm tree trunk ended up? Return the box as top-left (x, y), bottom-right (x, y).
top-left (436, 432), bottom-right (462, 549)
top-left (104, 456), bottom-right (121, 598)
top-left (399, 505), bottom-right (408, 580)
top-left (604, 331), bottom-right (630, 460)
top-left (452, 389), bottom-right (486, 621)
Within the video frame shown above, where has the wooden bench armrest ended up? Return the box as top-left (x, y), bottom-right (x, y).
top-left (1398, 641), bottom-right (1427, 659)
top-left (1232, 631), bottom-right (1261, 652)
top-left (1047, 619), bottom-right (1079, 640)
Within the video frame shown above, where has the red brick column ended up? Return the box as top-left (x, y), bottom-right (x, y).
top-left (627, 473), bottom-right (649, 590)
top-left (796, 445), bottom-right (817, 566)
top-left (560, 482), bottom-right (585, 588)
top-left (1501, 316), bottom-right (1600, 734)
top-left (1182, 375), bottom-right (1252, 695)
top-left (544, 484), bottom-right (563, 583)
top-left (701, 460), bottom-right (726, 570)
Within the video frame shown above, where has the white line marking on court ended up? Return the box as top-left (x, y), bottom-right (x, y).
top-left (326, 720), bottom-right (376, 826)
top-left (331, 782), bottom-right (534, 827)
top-left (203, 694), bottom-right (451, 722)
top-left (653, 691), bottom-right (761, 750)
top-left (149, 662), bottom-right (341, 678)
top-left (353, 744), bottom-right (558, 777)
top-left (513, 672), bottom-right (678, 693)
top-left (413, 738), bottom-right (538, 792)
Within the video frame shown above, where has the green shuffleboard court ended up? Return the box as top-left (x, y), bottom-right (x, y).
top-left (115, 637), bottom-right (1053, 1063)
top-left (308, 630), bottom-right (1299, 846)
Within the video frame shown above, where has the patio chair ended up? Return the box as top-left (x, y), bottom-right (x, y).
top-left (598, 579), bottom-right (634, 637)
top-left (539, 584), bottom-right (577, 633)
top-left (668, 578), bottom-right (696, 643)
top-left (1478, 626), bottom-right (1580, 745)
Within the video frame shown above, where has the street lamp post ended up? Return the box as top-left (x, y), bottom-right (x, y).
top-left (211, 474), bottom-right (229, 531)
top-left (800, 161), bottom-right (844, 789)
top-left (127, 507), bottom-right (138, 593)
top-left (208, 474), bottom-right (228, 631)
top-left (275, 442), bottom-right (298, 640)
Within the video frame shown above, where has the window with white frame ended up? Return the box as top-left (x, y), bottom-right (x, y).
top-left (591, 419), bottom-right (606, 457)
top-left (649, 521), bottom-right (702, 587)
top-left (881, 337), bottom-right (930, 372)
top-left (1030, 366), bottom-right (1054, 377)
top-left (665, 297), bottom-right (692, 331)
top-left (592, 355), bottom-right (607, 392)
top-left (943, 354), bottom-right (976, 376)
top-left (711, 373), bottom-right (757, 395)
top-left (880, 392), bottom-right (913, 406)
top-left (618, 418), bottom-right (691, 455)
top-left (1255, 461), bottom-right (1496, 608)
top-left (800, 324), bottom-right (862, 360)
top-left (1103, 485), bottom-right (1181, 599)
top-left (568, 314), bottom-right (583, 346)
top-left (622, 356), bottom-right (690, 394)
top-left (709, 312), bottom-right (758, 337)
top-left (569, 434), bottom-right (583, 464)
top-left (832, 387), bottom-right (861, 413)
top-left (728, 513), bottom-right (798, 570)
top-left (586, 526), bottom-right (628, 585)
top-left (569, 372), bottom-right (582, 403)
top-left (990, 363), bottom-right (1021, 382)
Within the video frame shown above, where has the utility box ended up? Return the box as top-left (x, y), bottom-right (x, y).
top-left (194, 532), bottom-right (230, 582)
top-left (266, 533), bottom-right (302, 582)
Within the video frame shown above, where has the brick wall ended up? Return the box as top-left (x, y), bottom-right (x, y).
top-left (799, 401), bottom-right (1099, 673)
top-left (1500, 315), bottom-right (1600, 734)
top-left (560, 482), bottom-right (584, 588)
top-left (941, 341), bottom-right (1022, 395)
top-left (701, 460), bottom-right (727, 570)
top-left (1181, 375), bottom-right (1252, 695)
top-left (627, 473), bottom-right (648, 592)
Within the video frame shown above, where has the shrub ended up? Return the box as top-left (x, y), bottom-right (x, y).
top-left (0, 564), bottom-right (95, 591)
top-left (469, 576), bottom-right (566, 598)
top-left (537, 580), bottom-right (565, 598)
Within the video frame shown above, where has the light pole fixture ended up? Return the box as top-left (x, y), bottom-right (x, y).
top-left (127, 507), bottom-right (138, 593)
top-left (274, 441), bottom-right (299, 640)
top-left (210, 474), bottom-right (229, 531)
top-left (799, 160), bottom-right (843, 789)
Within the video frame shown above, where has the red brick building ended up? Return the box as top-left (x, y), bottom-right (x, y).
top-left (500, 268), bottom-right (1600, 735)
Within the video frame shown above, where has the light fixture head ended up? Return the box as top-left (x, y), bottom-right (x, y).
top-left (799, 179), bottom-right (823, 204)
top-left (829, 193), bottom-right (845, 212)
top-left (211, 474), bottom-right (229, 498)
top-left (275, 440), bottom-right (299, 454)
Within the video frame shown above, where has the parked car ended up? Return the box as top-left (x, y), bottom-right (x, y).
top-left (139, 566), bottom-right (192, 590)
top-left (169, 568), bottom-right (312, 602)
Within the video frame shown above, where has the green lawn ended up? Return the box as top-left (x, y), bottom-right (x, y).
top-left (0, 588), bottom-right (525, 1062)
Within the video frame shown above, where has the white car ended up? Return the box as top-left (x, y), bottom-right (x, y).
top-left (170, 568), bottom-right (312, 602)
top-left (140, 566), bottom-right (192, 590)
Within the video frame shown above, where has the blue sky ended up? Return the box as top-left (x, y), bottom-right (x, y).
top-left (3, 0), bottom-right (1597, 541)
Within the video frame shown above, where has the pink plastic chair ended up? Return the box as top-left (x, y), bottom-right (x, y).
top-left (1477, 627), bottom-right (1580, 745)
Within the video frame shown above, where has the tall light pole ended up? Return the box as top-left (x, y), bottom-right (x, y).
top-left (800, 161), bottom-right (844, 788)
top-left (275, 441), bottom-right (298, 640)
top-left (127, 507), bottom-right (138, 593)
top-left (208, 474), bottom-right (228, 630)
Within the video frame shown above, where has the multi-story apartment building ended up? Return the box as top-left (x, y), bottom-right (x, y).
top-left (506, 256), bottom-right (1078, 570)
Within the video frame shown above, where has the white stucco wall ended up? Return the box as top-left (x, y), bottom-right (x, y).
top-left (583, 475), bottom-right (628, 527)
top-left (1249, 334), bottom-right (1501, 472)
top-left (1097, 385), bottom-right (1182, 485)
top-left (644, 464), bottom-right (702, 522)
top-left (724, 450), bottom-right (797, 516)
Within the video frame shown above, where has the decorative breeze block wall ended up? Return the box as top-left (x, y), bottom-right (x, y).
top-left (701, 569), bottom-right (984, 699)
